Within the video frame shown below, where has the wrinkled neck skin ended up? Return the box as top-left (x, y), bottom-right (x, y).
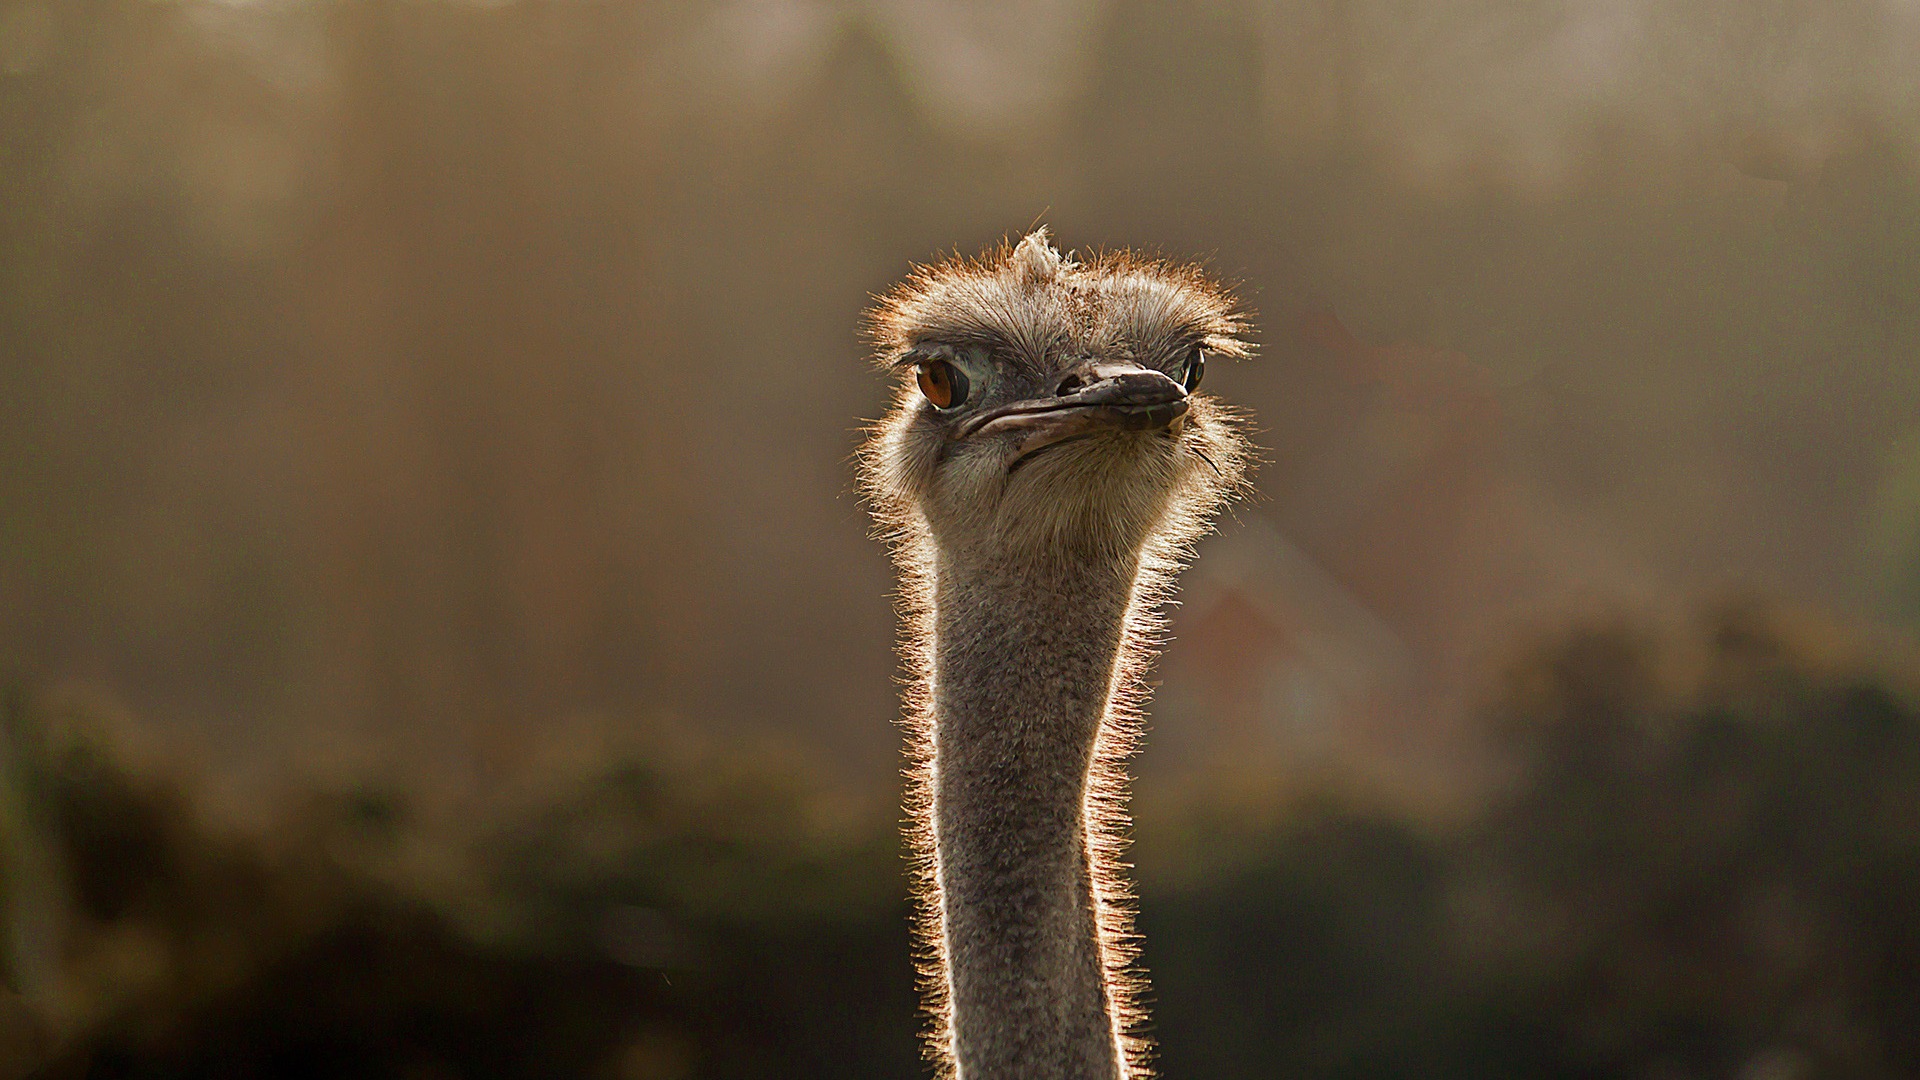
top-left (930, 538), bottom-right (1140, 1080)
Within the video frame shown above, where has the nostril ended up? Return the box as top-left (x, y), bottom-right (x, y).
top-left (1055, 374), bottom-right (1086, 396)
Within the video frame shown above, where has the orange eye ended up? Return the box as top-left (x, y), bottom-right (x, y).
top-left (916, 359), bottom-right (969, 409)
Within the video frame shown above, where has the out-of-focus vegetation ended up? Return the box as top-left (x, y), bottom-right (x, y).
top-left (7, 0), bottom-right (1920, 1076)
top-left (1143, 601), bottom-right (1920, 1080)
top-left (0, 690), bottom-right (921, 1078)
top-left (4, 600), bottom-right (1919, 1078)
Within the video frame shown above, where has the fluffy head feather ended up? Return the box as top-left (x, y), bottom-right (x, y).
top-left (861, 228), bottom-right (1252, 564)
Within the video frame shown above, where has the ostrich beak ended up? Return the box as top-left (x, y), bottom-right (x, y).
top-left (961, 363), bottom-right (1190, 469)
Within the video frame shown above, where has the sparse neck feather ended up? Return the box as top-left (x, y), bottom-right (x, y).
top-left (929, 542), bottom-right (1142, 1080)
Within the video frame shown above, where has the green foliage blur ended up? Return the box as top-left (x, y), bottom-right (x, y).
top-left (4, 600), bottom-right (1919, 1078)
top-left (0, 692), bottom-right (923, 1078)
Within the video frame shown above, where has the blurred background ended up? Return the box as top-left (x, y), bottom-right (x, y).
top-left (3, 0), bottom-right (1920, 1076)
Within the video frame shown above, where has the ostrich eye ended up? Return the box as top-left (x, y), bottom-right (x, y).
top-left (1181, 348), bottom-right (1206, 391)
top-left (917, 358), bottom-right (969, 409)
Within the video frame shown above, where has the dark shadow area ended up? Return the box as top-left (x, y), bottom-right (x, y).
top-left (5, 600), bottom-right (1918, 1078)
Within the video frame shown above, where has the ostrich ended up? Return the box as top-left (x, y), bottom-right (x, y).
top-left (859, 230), bottom-right (1253, 1080)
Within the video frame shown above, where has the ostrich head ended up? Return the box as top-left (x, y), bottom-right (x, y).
top-left (862, 229), bottom-right (1253, 568)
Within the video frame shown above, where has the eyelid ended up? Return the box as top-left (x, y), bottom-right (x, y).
top-left (894, 342), bottom-right (994, 373)
top-left (892, 343), bottom-right (953, 370)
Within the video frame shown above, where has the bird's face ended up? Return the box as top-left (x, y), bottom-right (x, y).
top-left (862, 231), bottom-right (1251, 564)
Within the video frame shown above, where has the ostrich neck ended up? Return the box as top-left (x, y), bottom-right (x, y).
top-left (931, 544), bottom-right (1140, 1080)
